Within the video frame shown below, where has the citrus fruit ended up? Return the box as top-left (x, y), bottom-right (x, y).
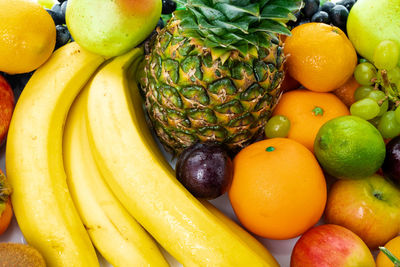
top-left (228, 138), bottom-right (326, 240)
top-left (314, 115), bottom-right (386, 179)
top-left (0, 0), bottom-right (56, 74)
top-left (333, 76), bottom-right (360, 107)
top-left (376, 236), bottom-right (400, 267)
top-left (272, 89), bottom-right (349, 152)
top-left (284, 23), bottom-right (357, 92)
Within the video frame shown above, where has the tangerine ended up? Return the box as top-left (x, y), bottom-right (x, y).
top-left (284, 23), bottom-right (357, 92)
top-left (272, 89), bottom-right (350, 152)
top-left (333, 76), bottom-right (360, 107)
top-left (376, 236), bottom-right (400, 267)
top-left (0, 0), bottom-right (56, 74)
top-left (228, 138), bottom-right (326, 240)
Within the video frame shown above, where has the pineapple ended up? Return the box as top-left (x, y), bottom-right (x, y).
top-left (140, 0), bottom-right (302, 154)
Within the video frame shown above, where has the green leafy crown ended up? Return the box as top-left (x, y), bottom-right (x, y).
top-left (174, 0), bottom-right (303, 57)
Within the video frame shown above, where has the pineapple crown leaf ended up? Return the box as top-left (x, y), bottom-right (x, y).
top-left (174, 0), bottom-right (302, 57)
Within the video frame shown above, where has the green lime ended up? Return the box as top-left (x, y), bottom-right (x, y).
top-left (314, 116), bottom-right (385, 179)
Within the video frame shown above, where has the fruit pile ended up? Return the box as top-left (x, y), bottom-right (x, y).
top-left (1, 0), bottom-right (400, 266)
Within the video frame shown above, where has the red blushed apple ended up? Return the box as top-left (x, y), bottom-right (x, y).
top-left (325, 174), bottom-right (400, 249)
top-left (291, 224), bottom-right (375, 267)
top-left (0, 75), bottom-right (14, 145)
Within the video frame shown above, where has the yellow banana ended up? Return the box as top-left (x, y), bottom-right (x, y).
top-left (85, 47), bottom-right (279, 266)
top-left (6, 42), bottom-right (106, 267)
top-left (63, 66), bottom-right (168, 266)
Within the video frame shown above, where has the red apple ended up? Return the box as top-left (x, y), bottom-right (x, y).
top-left (0, 75), bottom-right (14, 145)
top-left (291, 224), bottom-right (375, 267)
top-left (325, 174), bottom-right (400, 249)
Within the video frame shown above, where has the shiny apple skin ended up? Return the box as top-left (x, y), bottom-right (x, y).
top-left (325, 174), bottom-right (400, 249)
top-left (0, 75), bottom-right (14, 146)
top-left (291, 224), bottom-right (375, 267)
top-left (66, 0), bottom-right (162, 57)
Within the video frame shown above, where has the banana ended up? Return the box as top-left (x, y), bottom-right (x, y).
top-left (6, 42), bottom-right (106, 267)
top-left (63, 66), bottom-right (168, 266)
top-left (85, 47), bottom-right (279, 266)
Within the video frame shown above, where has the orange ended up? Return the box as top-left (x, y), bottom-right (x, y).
top-left (333, 76), bottom-right (360, 107)
top-left (228, 138), bottom-right (326, 240)
top-left (376, 236), bottom-right (400, 267)
top-left (284, 23), bottom-right (357, 92)
top-left (273, 89), bottom-right (350, 152)
top-left (0, 0), bottom-right (56, 74)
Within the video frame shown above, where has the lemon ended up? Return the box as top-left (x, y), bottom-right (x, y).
top-left (0, 0), bottom-right (56, 74)
top-left (314, 115), bottom-right (385, 179)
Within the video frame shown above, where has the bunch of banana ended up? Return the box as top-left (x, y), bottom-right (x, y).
top-left (6, 42), bottom-right (279, 266)
top-left (6, 43), bottom-right (105, 266)
top-left (6, 43), bottom-right (167, 267)
top-left (84, 48), bottom-right (279, 266)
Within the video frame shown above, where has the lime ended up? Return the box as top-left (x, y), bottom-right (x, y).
top-left (314, 115), bottom-right (385, 179)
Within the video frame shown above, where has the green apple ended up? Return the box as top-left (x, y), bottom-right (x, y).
top-left (325, 174), bottom-right (400, 249)
top-left (66, 0), bottom-right (162, 57)
top-left (347, 0), bottom-right (400, 65)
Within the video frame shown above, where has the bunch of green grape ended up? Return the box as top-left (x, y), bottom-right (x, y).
top-left (350, 40), bottom-right (400, 139)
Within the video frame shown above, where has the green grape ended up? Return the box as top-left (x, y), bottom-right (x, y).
top-left (354, 62), bottom-right (377, 85)
top-left (378, 100), bottom-right (389, 116)
top-left (350, 99), bottom-right (380, 120)
top-left (265, 115), bottom-right (291, 138)
top-left (377, 111), bottom-right (400, 139)
top-left (354, 85), bottom-right (374, 101)
top-left (368, 116), bottom-right (381, 127)
top-left (387, 67), bottom-right (400, 84)
top-left (358, 58), bottom-right (369, 64)
top-left (394, 106), bottom-right (400, 124)
top-left (373, 40), bottom-right (400, 70)
top-left (367, 90), bottom-right (386, 103)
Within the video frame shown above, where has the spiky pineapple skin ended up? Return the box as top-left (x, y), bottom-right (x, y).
top-left (141, 19), bottom-right (285, 154)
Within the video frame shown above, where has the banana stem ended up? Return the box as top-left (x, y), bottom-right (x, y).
top-left (379, 246), bottom-right (400, 266)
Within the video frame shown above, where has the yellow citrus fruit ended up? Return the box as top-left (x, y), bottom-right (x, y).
top-left (228, 138), bottom-right (326, 240)
top-left (0, 0), bottom-right (56, 74)
top-left (284, 23), bottom-right (357, 92)
top-left (376, 236), bottom-right (400, 267)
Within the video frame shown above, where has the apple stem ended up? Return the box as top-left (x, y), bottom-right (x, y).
top-left (379, 246), bottom-right (400, 266)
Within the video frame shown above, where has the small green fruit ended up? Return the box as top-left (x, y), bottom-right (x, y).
top-left (66, 0), bottom-right (162, 57)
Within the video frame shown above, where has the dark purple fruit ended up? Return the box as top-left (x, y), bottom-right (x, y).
top-left (162, 0), bottom-right (177, 15)
top-left (382, 136), bottom-right (400, 185)
top-left (336, 0), bottom-right (356, 10)
top-left (55, 25), bottom-right (71, 50)
top-left (176, 142), bottom-right (233, 199)
top-left (3, 71), bottom-right (34, 101)
top-left (311, 11), bottom-right (330, 24)
top-left (298, 18), bottom-right (311, 26)
top-left (320, 1), bottom-right (335, 13)
top-left (61, 1), bottom-right (68, 18)
top-left (303, 0), bottom-right (320, 18)
top-left (329, 5), bottom-right (349, 31)
top-left (46, 7), bottom-right (65, 25)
